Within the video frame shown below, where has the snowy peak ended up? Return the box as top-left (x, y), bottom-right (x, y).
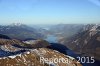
top-left (83, 24), bottom-right (100, 31)
top-left (10, 23), bottom-right (24, 27)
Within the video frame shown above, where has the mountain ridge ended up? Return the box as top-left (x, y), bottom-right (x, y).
top-left (0, 24), bottom-right (44, 40)
top-left (59, 24), bottom-right (100, 60)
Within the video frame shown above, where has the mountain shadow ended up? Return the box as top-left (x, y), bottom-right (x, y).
top-left (0, 34), bottom-right (10, 39)
top-left (48, 43), bottom-right (69, 55)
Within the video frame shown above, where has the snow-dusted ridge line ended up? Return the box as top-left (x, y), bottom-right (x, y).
top-left (0, 48), bottom-right (77, 62)
top-left (0, 50), bottom-right (31, 59)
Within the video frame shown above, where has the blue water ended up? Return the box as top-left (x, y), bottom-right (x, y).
top-left (45, 35), bottom-right (58, 43)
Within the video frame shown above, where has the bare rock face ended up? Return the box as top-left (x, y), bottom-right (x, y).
top-left (0, 48), bottom-right (82, 66)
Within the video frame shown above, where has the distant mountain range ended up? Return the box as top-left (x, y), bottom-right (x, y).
top-left (0, 23), bottom-right (44, 40)
top-left (37, 24), bottom-right (85, 41)
top-left (47, 24), bottom-right (84, 38)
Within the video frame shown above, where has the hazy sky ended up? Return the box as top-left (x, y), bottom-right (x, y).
top-left (0, 0), bottom-right (100, 25)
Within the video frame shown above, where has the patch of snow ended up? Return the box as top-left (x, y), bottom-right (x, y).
top-left (8, 54), bottom-right (22, 59)
top-left (67, 56), bottom-right (75, 60)
top-left (0, 57), bottom-right (6, 59)
top-left (26, 51), bottom-right (30, 54)
top-left (53, 50), bottom-right (59, 53)
top-left (11, 23), bottom-right (22, 26)
top-left (8, 55), bottom-right (17, 59)
top-left (23, 40), bottom-right (36, 44)
top-left (43, 27), bottom-right (50, 30)
top-left (90, 25), bottom-right (97, 31)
